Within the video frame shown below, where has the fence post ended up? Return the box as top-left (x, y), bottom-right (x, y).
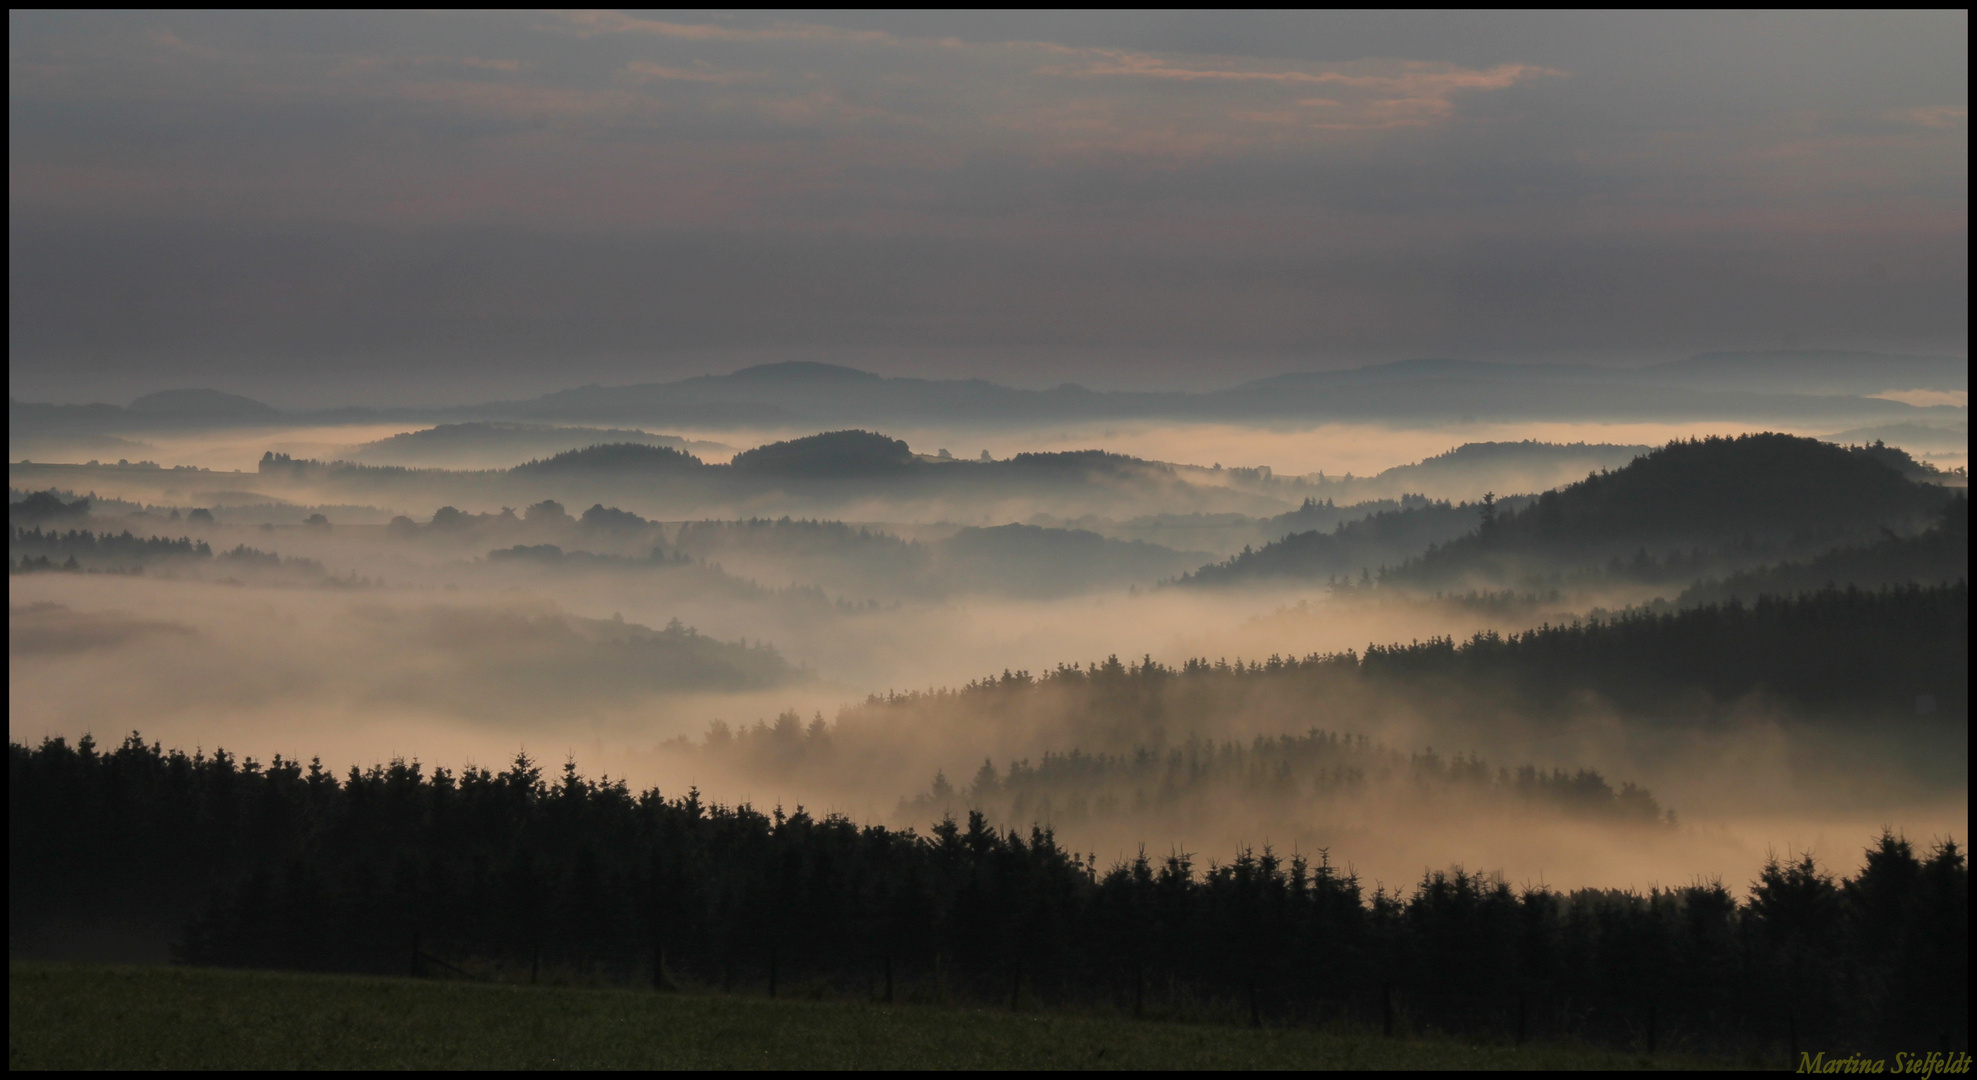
top-left (651, 943), bottom-right (666, 991)
top-left (884, 954), bottom-right (894, 1004)
top-left (1515, 992), bottom-right (1526, 1046)
top-left (1788, 1010), bottom-right (1798, 1071)
top-left (410, 932), bottom-right (423, 978)
top-left (1248, 979), bottom-right (1262, 1028)
top-left (1133, 961), bottom-right (1144, 1018)
top-left (1647, 1004), bottom-right (1657, 1056)
top-left (769, 945), bottom-right (778, 999)
top-left (1382, 983), bottom-right (1394, 1037)
top-left (1010, 960), bottom-right (1022, 1011)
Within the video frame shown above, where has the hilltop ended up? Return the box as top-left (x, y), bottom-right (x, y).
top-left (1183, 434), bottom-right (1956, 589)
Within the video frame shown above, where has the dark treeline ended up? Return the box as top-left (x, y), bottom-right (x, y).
top-left (831, 586), bottom-right (1967, 756)
top-left (8, 527), bottom-right (330, 578)
top-left (707, 710), bottom-right (1672, 829)
top-left (1352, 583), bottom-right (1966, 716)
top-left (10, 527), bottom-right (210, 562)
top-left (515, 443), bottom-right (705, 474)
top-left (881, 729), bottom-right (1672, 832)
top-left (1269, 492), bottom-right (1440, 535)
top-left (1678, 492), bottom-right (1967, 607)
top-left (8, 490), bottom-right (94, 526)
top-left (10, 733), bottom-right (1964, 1057)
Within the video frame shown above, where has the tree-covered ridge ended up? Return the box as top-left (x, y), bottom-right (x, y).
top-left (1175, 497), bottom-right (1490, 587)
top-left (9, 526), bottom-right (331, 578)
top-left (11, 527), bottom-right (211, 563)
top-left (676, 516), bottom-right (913, 556)
top-left (704, 712), bottom-right (1670, 835)
top-left (1183, 434), bottom-right (1956, 589)
top-left (348, 422), bottom-right (722, 467)
top-left (1395, 434), bottom-right (1951, 587)
top-left (1354, 584), bottom-right (1965, 714)
top-left (264, 435), bottom-right (1185, 489)
top-left (10, 733), bottom-right (1964, 1056)
top-left (513, 443), bottom-right (706, 473)
top-left (1409, 440), bottom-right (1649, 467)
top-left (8, 490), bottom-right (93, 525)
top-left (1337, 440), bottom-right (1652, 498)
top-left (1676, 492), bottom-right (1967, 607)
top-left (815, 585), bottom-right (1965, 769)
top-left (730, 430), bottom-right (915, 476)
top-left (891, 731), bottom-right (1672, 830)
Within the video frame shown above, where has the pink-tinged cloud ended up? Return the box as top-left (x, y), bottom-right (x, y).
top-left (334, 55), bottom-right (535, 77)
top-left (554, 10), bottom-right (901, 46)
top-left (1072, 52), bottom-right (1561, 92)
top-left (621, 61), bottom-right (754, 85)
top-left (1052, 54), bottom-right (1564, 131)
top-left (1885, 105), bottom-right (1967, 129)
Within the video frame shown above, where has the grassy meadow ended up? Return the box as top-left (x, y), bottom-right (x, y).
top-left (6, 961), bottom-right (1745, 1070)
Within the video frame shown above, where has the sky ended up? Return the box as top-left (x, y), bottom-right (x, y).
top-left (9, 10), bottom-right (1969, 407)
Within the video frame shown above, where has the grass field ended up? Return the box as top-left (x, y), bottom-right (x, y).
top-left (9, 961), bottom-right (1727, 1070)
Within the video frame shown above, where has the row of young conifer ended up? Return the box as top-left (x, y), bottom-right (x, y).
top-left (10, 730), bottom-right (1965, 1056)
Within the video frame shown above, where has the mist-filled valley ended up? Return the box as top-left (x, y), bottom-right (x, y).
top-left (10, 13), bottom-right (1970, 1066)
top-left (13, 360), bottom-right (1967, 867)
top-left (11, 352), bottom-right (1970, 1060)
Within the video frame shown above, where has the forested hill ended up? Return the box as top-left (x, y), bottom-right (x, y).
top-left (1174, 497), bottom-right (1517, 587)
top-left (730, 430), bottom-right (914, 477)
top-left (1181, 434), bottom-right (1957, 589)
top-left (512, 443), bottom-right (705, 473)
top-left (842, 583), bottom-right (1968, 752)
top-left (1678, 492), bottom-right (1968, 607)
top-left (1390, 434), bottom-right (1954, 588)
top-left (353, 423), bottom-right (722, 468)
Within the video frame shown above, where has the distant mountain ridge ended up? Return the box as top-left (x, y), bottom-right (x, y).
top-left (125, 388), bottom-right (280, 417)
top-left (9, 350), bottom-right (1965, 436)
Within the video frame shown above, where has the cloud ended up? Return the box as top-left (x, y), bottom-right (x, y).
top-left (1884, 105), bottom-right (1967, 129)
top-left (553, 10), bottom-right (901, 46)
top-left (4, 11), bottom-right (1965, 398)
top-left (621, 61), bottom-right (754, 85)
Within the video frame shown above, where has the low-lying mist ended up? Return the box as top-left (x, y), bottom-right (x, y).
top-left (10, 413), bottom-right (1967, 915)
top-left (11, 568), bottom-right (1963, 898)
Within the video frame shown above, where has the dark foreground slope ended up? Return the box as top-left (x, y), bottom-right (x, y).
top-left (9, 735), bottom-right (1964, 1060)
top-left (9, 963), bottom-right (1699, 1070)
